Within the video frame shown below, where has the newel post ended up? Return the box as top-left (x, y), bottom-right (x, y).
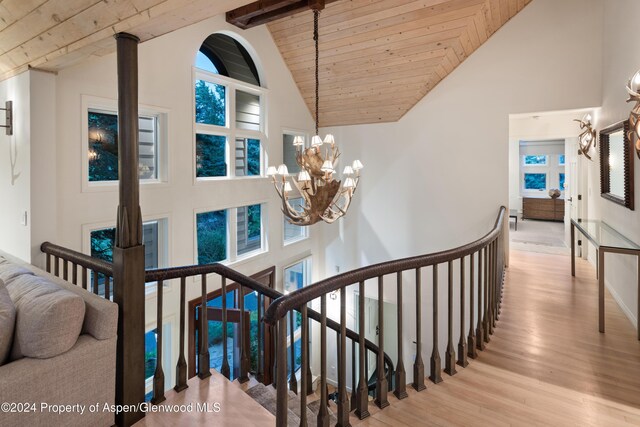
top-left (112, 32), bottom-right (146, 427)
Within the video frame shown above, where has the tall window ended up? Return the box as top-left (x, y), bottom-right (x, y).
top-left (283, 197), bottom-right (308, 244)
top-left (524, 173), bottom-right (547, 190)
top-left (523, 155), bottom-right (547, 166)
top-left (196, 210), bottom-right (228, 264)
top-left (284, 258), bottom-right (312, 373)
top-left (194, 34), bottom-right (264, 180)
top-left (237, 204), bottom-right (262, 257)
top-left (87, 108), bottom-right (160, 183)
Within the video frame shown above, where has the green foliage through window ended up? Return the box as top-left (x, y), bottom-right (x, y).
top-left (195, 80), bottom-right (226, 127)
top-left (197, 210), bottom-right (227, 264)
top-left (524, 173), bottom-right (546, 190)
top-left (196, 134), bottom-right (227, 177)
top-left (524, 155), bottom-right (547, 165)
top-left (88, 112), bottom-right (119, 181)
top-left (559, 173), bottom-right (565, 191)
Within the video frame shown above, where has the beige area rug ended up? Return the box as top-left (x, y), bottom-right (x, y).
top-left (509, 217), bottom-right (570, 255)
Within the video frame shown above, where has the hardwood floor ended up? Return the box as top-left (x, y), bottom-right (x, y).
top-left (353, 249), bottom-right (640, 426)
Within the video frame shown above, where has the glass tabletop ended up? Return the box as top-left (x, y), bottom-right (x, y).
top-left (572, 219), bottom-right (640, 250)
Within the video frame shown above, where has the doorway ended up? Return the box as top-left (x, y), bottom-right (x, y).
top-left (188, 266), bottom-right (275, 383)
top-left (508, 110), bottom-right (593, 255)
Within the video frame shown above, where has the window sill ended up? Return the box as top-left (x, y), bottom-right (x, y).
top-left (283, 235), bottom-right (309, 247)
top-left (83, 179), bottom-right (169, 193)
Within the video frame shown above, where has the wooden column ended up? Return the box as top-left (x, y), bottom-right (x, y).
top-left (112, 32), bottom-right (146, 427)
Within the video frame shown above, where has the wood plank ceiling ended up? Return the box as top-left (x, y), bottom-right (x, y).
top-left (0, 0), bottom-right (253, 82)
top-left (268, 0), bottom-right (532, 126)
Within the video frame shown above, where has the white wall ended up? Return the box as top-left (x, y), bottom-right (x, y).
top-left (0, 72), bottom-right (31, 262)
top-left (586, 0), bottom-right (640, 326)
top-left (320, 0), bottom-right (603, 383)
top-left (43, 14), bottom-right (318, 388)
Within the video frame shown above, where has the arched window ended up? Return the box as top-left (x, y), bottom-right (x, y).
top-left (193, 33), bottom-right (267, 264)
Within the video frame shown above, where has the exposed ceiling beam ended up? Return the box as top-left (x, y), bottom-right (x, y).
top-left (227, 0), bottom-right (337, 29)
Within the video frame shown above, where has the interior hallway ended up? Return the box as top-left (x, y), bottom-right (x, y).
top-left (354, 249), bottom-right (640, 426)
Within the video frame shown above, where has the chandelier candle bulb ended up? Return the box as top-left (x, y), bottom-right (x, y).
top-left (298, 170), bottom-right (311, 182)
top-left (311, 135), bottom-right (323, 147)
top-left (266, 166), bottom-right (278, 176)
top-left (277, 164), bottom-right (289, 176)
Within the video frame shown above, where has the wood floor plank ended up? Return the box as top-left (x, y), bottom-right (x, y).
top-left (355, 249), bottom-right (640, 426)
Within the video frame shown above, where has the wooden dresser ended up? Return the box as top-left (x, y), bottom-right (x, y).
top-left (522, 197), bottom-right (565, 221)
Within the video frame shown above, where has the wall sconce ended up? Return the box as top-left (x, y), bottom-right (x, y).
top-left (626, 70), bottom-right (640, 159)
top-left (574, 113), bottom-right (596, 160)
top-left (0, 101), bottom-right (12, 136)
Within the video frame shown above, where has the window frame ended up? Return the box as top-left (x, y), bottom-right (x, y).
top-left (281, 129), bottom-right (310, 246)
top-left (193, 70), bottom-right (267, 183)
top-left (522, 154), bottom-right (548, 167)
top-left (82, 214), bottom-right (171, 297)
top-left (194, 200), bottom-right (269, 268)
top-left (522, 172), bottom-right (548, 192)
top-left (81, 95), bottom-right (169, 193)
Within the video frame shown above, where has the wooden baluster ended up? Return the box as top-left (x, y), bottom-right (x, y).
top-left (220, 277), bottom-right (230, 379)
top-left (468, 252), bottom-right (478, 359)
top-left (487, 242), bottom-right (493, 336)
top-left (476, 249), bottom-right (486, 351)
top-left (394, 272), bottom-right (408, 399)
top-left (430, 264), bottom-right (443, 383)
top-left (105, 276), bottom-right (111, 300)
top-left (257, 293), bottom-right (263, 383)
top-left (351, 339), bottom-right (357, 411)
top-left (175, 277), bottom-right (188, 392)
top-left (318, 295), bottom-right (329, 427)
top-left (276, 317), bottom-right (288, 427)
top-left (492, 240), bottom-right (498, 327)
top-left (483, 245), bottom-right (490, 343)
top-left (457, 257), bottom-right (468, 368)
top-left (272, 324), bottom-right (277, 389)
top-left (289, 312), bottom-right (298, 393)
top-left (93, 271), bottom-right (99, 295)
top-left (444, 261), bottom-right (456, 376)
top-left (198, 274), bottom-right (211, 379)
top-left (152, 279), bottom-right (166, 404)
top-left (375, 276), bottom-right (389, 408)
top-left (337, 287), bottom-right (350, 426)
top-left (81, 266), bottom-right (87, 290)
top-left (305, 315), bottom-right (313, 396)
top-left (355, 281), bottom-right (370, 419)
top-left (72, 263), bottom-right (78, 286)
top-left (413, 268), bottom-right (426, 391)
top-left (54, 256), bottom-right (59, 277)
top-left (300, 305), bottom-right (309, 427)
top-left (63, 260), bottom-right (68, 281)
top-left (46, 253), bottom-right (51, 273)
top-left (239, 285), bottom-right (250, 384)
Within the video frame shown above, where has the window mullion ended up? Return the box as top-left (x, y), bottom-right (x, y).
top-left (229, 207), bottom-right (238, 261)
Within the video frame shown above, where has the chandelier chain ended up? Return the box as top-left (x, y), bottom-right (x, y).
top-left (314, 8), bottom-right (319, 136)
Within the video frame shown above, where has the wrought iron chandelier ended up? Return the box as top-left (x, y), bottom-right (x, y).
top-left (267, 8), bottom-right (362, 226)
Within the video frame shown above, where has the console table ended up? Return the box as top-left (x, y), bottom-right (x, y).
top-left (570, 219), bottom-right (640, 339)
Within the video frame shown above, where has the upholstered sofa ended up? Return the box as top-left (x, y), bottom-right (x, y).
top-left (0, 251), bottom-right (118, 427)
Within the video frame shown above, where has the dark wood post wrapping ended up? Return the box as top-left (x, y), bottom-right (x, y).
top-left (174, 277), bottom-right (188, 392)
top-left (375, 276), bottom-right (389, 409)
top-left (413, 268), bottom-right (426, 391)
top-left (457, 257), bottom-right (468, 368)
top-left (112, 32), bottom-right (146, 427)
top-left (355, 281), bottom-right (370, 419)
top-left (318, 295), bottom-right (329, 427)
top-left (337, 287), bottom-right (350, 427)
top-left (300, 305), bottom-right (309, 427)
top-left (430, 265), bottom-right (442, 384)
top-left (394, 271), bottom-right (408, 399)
top-left (444, 261), bottom-right (456, 376)
top-left (467, 253), bottom-right (477, 359)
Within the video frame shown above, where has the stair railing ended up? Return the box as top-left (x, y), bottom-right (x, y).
top-left (40, 242), bottom-right (394, 411)
top-left (264, 206), bottom-right (506, 427)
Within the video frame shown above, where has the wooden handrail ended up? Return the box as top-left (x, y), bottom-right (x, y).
top-left (265, 206), bottom-right (506, 325)
top-left (41, 242), bottom-right (113, 276)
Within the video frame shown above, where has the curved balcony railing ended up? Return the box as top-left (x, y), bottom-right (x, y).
top-left (264, 206), bottom-right (507, 426)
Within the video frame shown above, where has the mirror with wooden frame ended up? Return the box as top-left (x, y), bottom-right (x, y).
top-left (599, 120), bottom-right (635, 210)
